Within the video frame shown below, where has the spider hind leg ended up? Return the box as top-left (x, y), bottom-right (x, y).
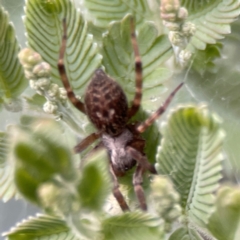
top-left (133, 165), bottom-right (147, 211)
top-left (110, 162), bottom-right (130, 211)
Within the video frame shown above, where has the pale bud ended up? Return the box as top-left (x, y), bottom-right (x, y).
top-left (164, 21), bottom-right (180, 31)
top-left (177, 7), bottom-right (188, 20)
top-left (169, 31), bottom-right (184, 47)
top-left (47, 83), bottom-right (59, 99)
top-left (18, 48), bottom-right (42, 66)
top-left (43, 101), bottom-right (58, 114)
top-left (182, 22), bottom-right (196, 37)
top-left (59, 87), bottom-right (67, 101)
top-left (33, 62), bottom-right (51, 78)
top-left (35, 78), bottom-right (51, 90)
top-left (179, 49), bottom-right (192, 66)
top-left (29, 79), bottom-right (37, 90)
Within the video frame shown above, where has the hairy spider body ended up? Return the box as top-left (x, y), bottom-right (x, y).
top-left (85, 69), bottom-right (146, 177)
top-left (58, 17), bottom-right (183, 211)
top-left (102, 129), bottom-right (136, 176)
top-left (85, 69), bottom-right (128, 136)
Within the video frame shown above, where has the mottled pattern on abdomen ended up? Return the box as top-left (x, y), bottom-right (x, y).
top-left (84, 69), bottom-right (128, 136)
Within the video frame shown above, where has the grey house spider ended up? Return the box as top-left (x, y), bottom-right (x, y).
top-left (58, 17), bottom-right (183, 211)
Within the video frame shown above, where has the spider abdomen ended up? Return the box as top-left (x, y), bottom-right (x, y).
top-left (84, 69), bottom-right (128, 136)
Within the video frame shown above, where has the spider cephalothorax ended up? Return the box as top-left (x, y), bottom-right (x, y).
top-left (102, 129), bottom-right (135, 174)
top-left (58, 17), bottom-right (183, 211)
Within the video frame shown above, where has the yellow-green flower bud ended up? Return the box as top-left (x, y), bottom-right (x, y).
top-left (18, 48), bottom-right (42, 67)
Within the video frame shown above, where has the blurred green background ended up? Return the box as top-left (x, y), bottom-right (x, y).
top-left (0, 1), bottom-right (39, 238)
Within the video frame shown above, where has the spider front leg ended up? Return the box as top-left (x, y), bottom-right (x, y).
top-left (137, 82), bottom-right (184, 133)
top-left (127, 17), bottom-right (143, 119)
top-left (126, 146), bottom-right (157, 174)
top-left (74, 132), bottom-right (101, 153)
top-left (58, 18), bottom-right (86, 114)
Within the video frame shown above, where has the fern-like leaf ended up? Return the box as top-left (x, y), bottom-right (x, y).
top-left (3, 214), bottom-right (79, 240)
top-left (207, 186), bottom-right (240, 240)
top-left (0, 6), bottom-right (27, 107)
top-left (24, 0), bottom-right (102, 96)
top-left (0, 131), bottom-right (19, 202)
top-left (185, 0), bottom-right (240, 51)
top-left (192, 43), bottom-right (223, 75)
top-left (156, 105), bottom-right (225, 226)
top-left (168, 226), bottom-right (203, 240)
top-left (83, 0), bottom-right (153, 28)
top-left (77, 149), bottom-right (111, 211)
top-left (102, 211), bottom-right (162, 240)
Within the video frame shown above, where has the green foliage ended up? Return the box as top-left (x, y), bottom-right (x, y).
top-left (3, 214), bottom-right (78, 240)
top-left (183, 0), bottom-right (240, 51)
top-left (0, 0), bottom-right (240, 240)
top-left (0, 6), bottom-right (27, 107)
top-left (207, 186), bottom-right (240, 240)
top-left (12, 118), bottom-right (76, 204)
top-left (24, 0), bottom-right (102, 96)
top-left (169, 226), bottom-right (203, 240)
top-left (84, 0), bottom-right (240, 52)
top-left (77, 149), bottom-right (111, 211)
top-left (192, 43), bottom-right (223, 75)
top-left (186, 18), bottom-right (240, 121)
top-left (5, 105), bottom-right (225, 239)
top-left (102, 212), bottom-right (163, 240)
top-left (83, 0), bottom-right (154, 28)
top-left (157, 106), bottom-right (225, 227)
top-left (150, 175), bottom-right (181, 230)
top-left (0, 131), bottom-right (8, 166)
top-left (185, 18), bottom-right (240, 175)
top-left (0, 130), bottom-right (19, 201)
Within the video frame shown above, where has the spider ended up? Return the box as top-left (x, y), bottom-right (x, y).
top-left (58, 17), bottom-right (183, 211)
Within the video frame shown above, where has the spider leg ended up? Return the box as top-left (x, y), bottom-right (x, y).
top-left (79, 142), bottom-right (130, 211)
top-left (109, 162), bottom-right (130, 211)
top-left (74, 132), bottom-right (101, 153)
top-left (133, 165), bottom-right (147, 211)
top-left (126, 146), bottom-right (157, 211)
top-left (127, 17), bottom-right (143, 119)
top-left (58, 19), bottom-right (86, 114)
top-left (136, 82), bottom-right (184, 133)
top-left (126, 146), bottom-right (157, 174)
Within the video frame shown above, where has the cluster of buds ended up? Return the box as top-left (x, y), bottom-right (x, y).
top-left (18, 48), bottom-right (67, 118)
top-left (160, 0), bottom-right (195, 67)
top-left (151, 175), bottom-right (182, 231)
